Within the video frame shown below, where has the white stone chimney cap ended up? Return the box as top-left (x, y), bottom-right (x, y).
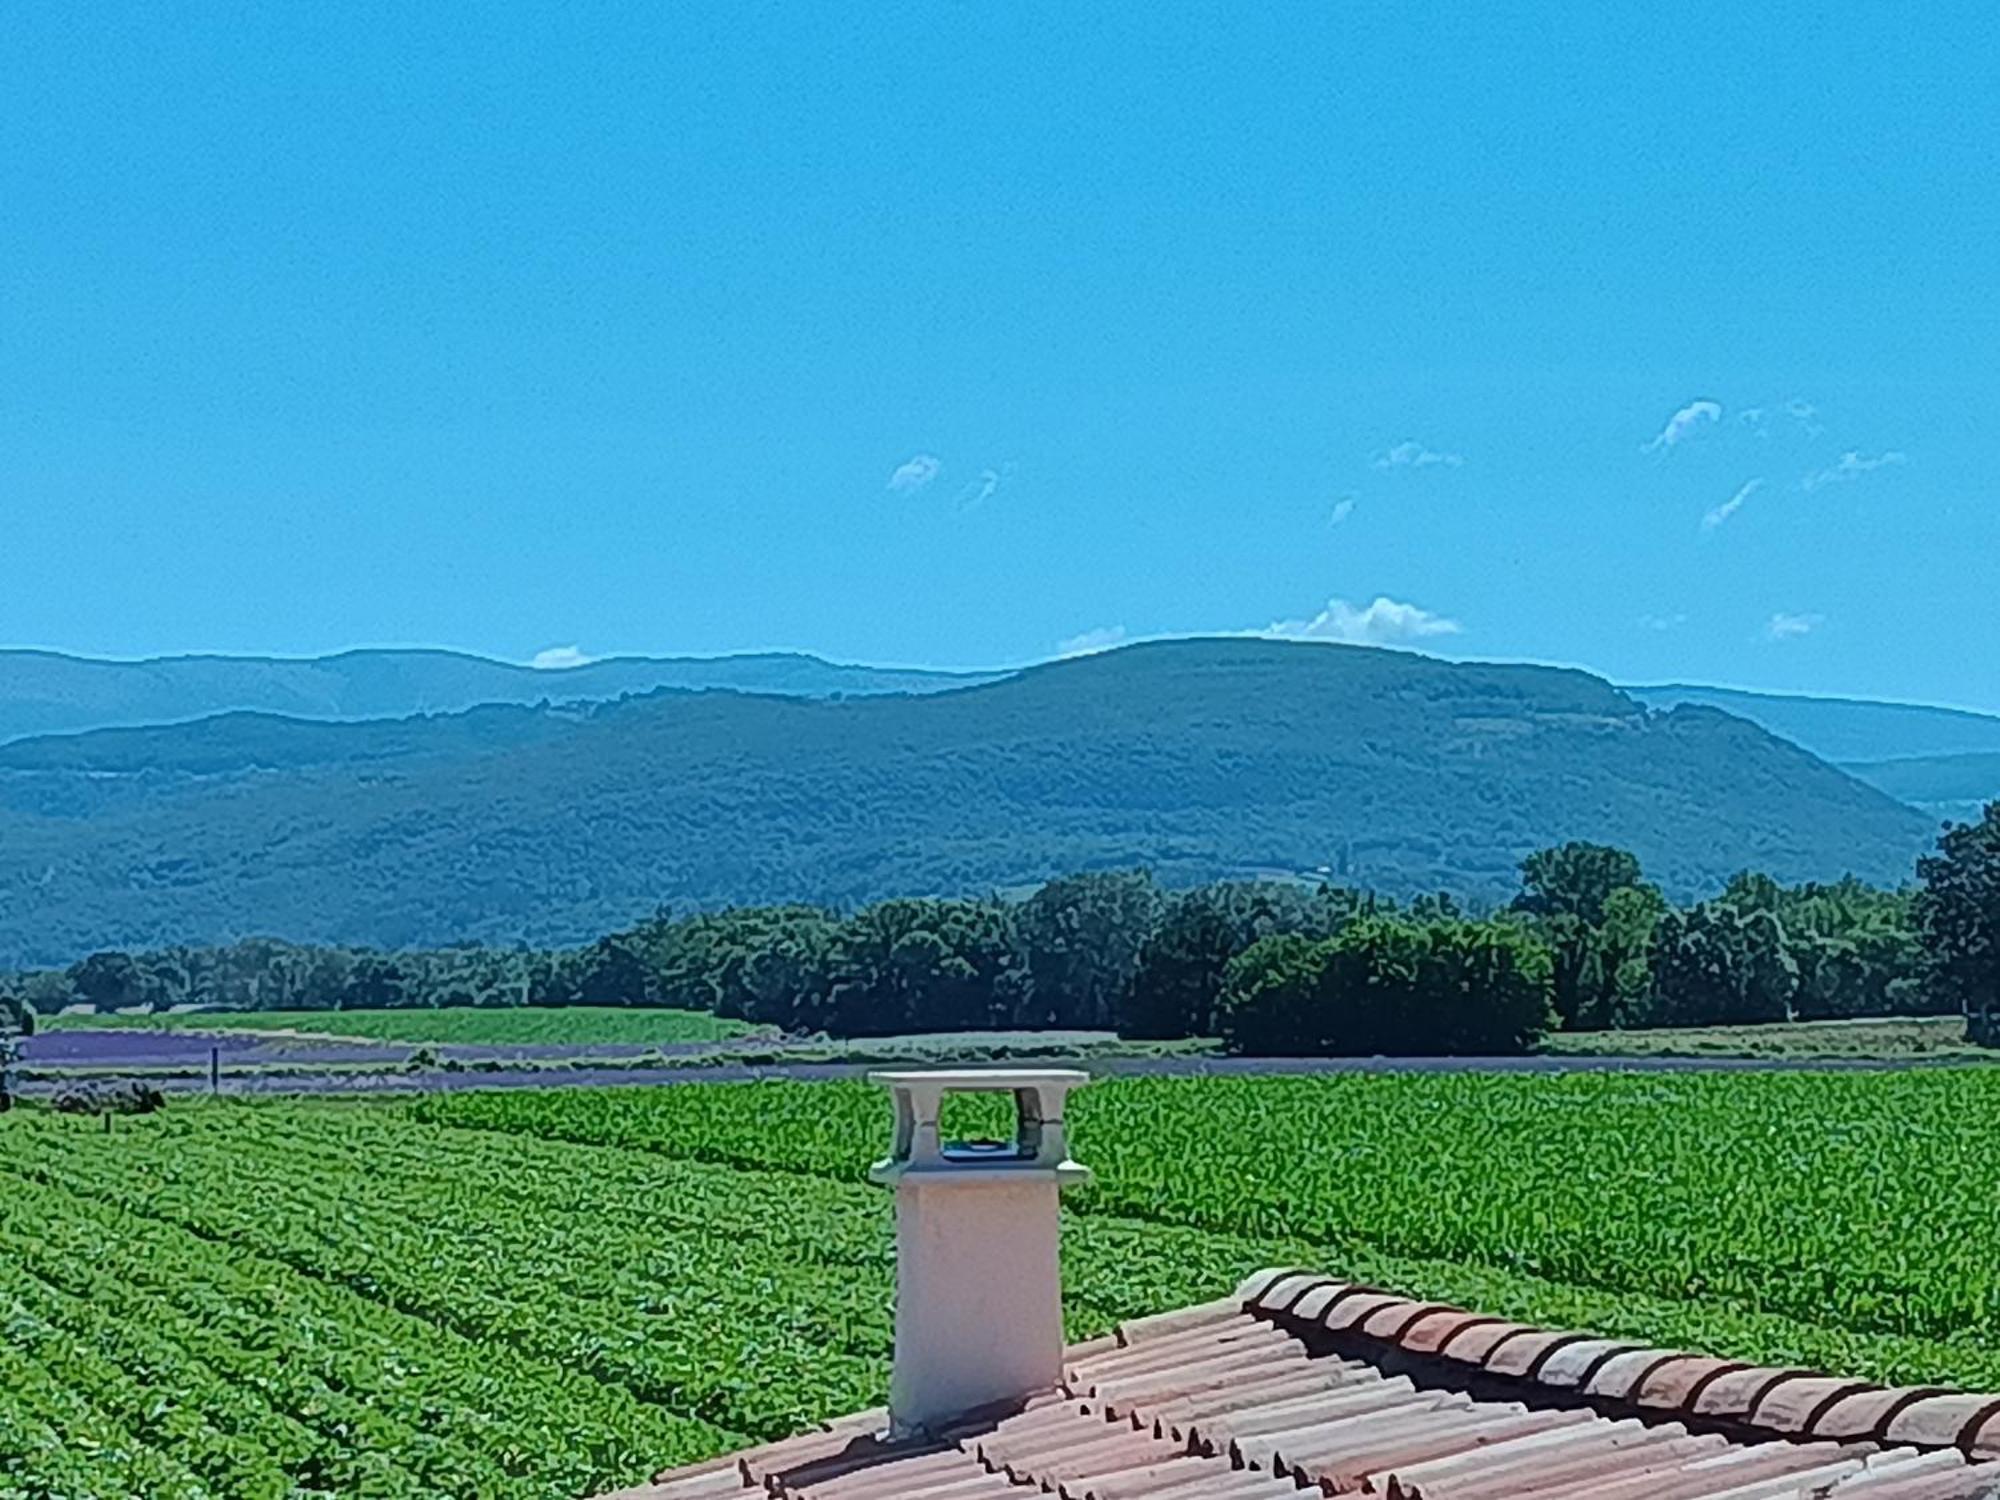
top-left (867, 1068), bottom-right (1090, 1186)
top-left (867, 1067), bottom-right (1090, 1089)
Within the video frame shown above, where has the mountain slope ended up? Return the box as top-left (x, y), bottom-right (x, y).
top-left (1841, 752), bottom-right (2000, 824)
top-left (1623, 684), bottom-right (2000, 821)
top-left (0, 647), bottom-right (995, 742)
top-left (0, 639), bottom-right (1935, 966)
top-left (1623, 683), bottom-right (2000, 763)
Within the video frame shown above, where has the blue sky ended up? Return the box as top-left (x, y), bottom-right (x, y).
top-left (3, 5), bottom-right (1995, 708)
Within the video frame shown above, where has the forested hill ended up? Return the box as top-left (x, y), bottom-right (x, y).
top-left (0, 639), bottom-right (1935, 966)
top-left (0, 647), bottom-right (992, 743)
top-left (1623, 683), bottom-right (2000, 822)
top-left (1623, 683), bottom-right (2000, 763)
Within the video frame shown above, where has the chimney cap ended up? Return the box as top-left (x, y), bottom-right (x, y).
top-left (867, 1068), bottom-right (1089, 1089)
top-left (868, 1067), bottom-right (1090, 1186)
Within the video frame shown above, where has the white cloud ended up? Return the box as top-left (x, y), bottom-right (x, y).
top-left (1802, 450), bottom-right (1906, 491)
top-left (1328, 497), bottom-right (1356, 526)
top-left (1638, 612), bottom-right (1688, 631)
top-left (1372, 440), bottom-right (1463, 471)
top-left (887, 453), bottom-right (942, 493)
top-left (529, 645), bottom-right (593, 670)
top-left (1740, 397), bottom-right (1821, 440)
top-left (1056, 625), bottom-right (1128, 657)
top-left (1765, 612), bottom-right (1823, 641)
top-left (1264, 595), bottom-right (1463, 646)
top-left (1701, 478), bottom-right (1763, 533)
top-left (955, 466), bottom-right (1003, 509)
top-left (1643, 399), bottom-right (1723, 452)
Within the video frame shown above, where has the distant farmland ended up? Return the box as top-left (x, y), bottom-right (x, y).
top-left (46, 1005), bottom-right (765, 1048)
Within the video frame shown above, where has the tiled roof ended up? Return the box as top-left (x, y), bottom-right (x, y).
top-left (604, 1269), bottom-right (2000, 1500)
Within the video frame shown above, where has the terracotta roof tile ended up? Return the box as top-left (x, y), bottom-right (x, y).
top-left (1886, 1395), bottom-right (2000, 1453)
top-left (1361, 1299), bottom-right (1461, 1342)
top-left (1582, 1347), bottom-right (1686, 1402)
top-left (1143, 1365), bottom-right (1374, 1439)
top-left (1198, 1381), bottom-right (1441, 1456)
top-left (1427, 1319), bottom-right (1538, 1365)
top-left (1971, 1410), bottom-right (2000, 1463)
top-left (1388, 1419), bottom-right (1705, 1498)
top-left (1815, 1389), bottom-right (1954, 1444)
top-left (1633, 1355), bottom-right (1752, 1411)
top-left (612, 1267), bottom-right (2000, 1500)
top-left (597, 1473), bottom-right (749, 1500)
top-left (1302, 1406), bottom-right (1592, 1491)
top-left (1532, 1336), bottom-right (1642, 1390)
top-left (1401, 1310), bottom-right (1507, 1356)
top-left (1291, 1280), bottom-right (1372, 1322)
top-left (1689, 1366), bottom-right (1810, 1422)
top-left (1110, 1297), bottom-right (1245, 1345)
top-left (1240, 1271), bottom-right (1335, 1315)
top-left (1835, 1457), bottom-right (2000, 1499)
top-left (1749, 1375), bottom-right (1880, 1435)
top-left (1481, 1328), bottom-right (1588, 1380)
top-left (1322, 1290), bottom-right (1424, 1333)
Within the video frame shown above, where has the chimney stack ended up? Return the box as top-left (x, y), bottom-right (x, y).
top-left (868, 1069), bottom-right (1090, 1439)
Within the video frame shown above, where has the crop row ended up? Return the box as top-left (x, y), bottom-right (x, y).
top-left (414, 1070), bottom-right (2000, 1347)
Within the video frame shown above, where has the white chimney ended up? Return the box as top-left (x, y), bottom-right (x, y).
top-left (867, 1069), bottom-right (1091, 1438)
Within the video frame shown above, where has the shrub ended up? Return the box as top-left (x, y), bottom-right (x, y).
top-left (1217, 916), bottom-right (1554, 1057)
top-left (49, 1077), bottom-right (166, 1116)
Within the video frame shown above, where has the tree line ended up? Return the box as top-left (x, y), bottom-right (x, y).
top-left (5, 802), bottom-right (1997, 1056)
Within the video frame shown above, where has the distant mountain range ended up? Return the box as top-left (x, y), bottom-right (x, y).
top-left (0, 639), bottom-right (1935, 967)
top-left (8, 646), bottom-right (1995, 823)
top-left (0, 647), bottom-right (993, 743)
top-left (1623, 684), bottom-right (2000, 820)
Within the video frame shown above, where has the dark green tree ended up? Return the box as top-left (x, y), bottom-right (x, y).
top-left (1120, 882), bottom-right (1367, 1038)
top-left (67, 950), bottom-right (145, 1014)
top-left (1014, 871), bottom-right (1165, 1029)
top-left (1915, 803), bottom-right (2000, 1043)
top-left (1646, 902), bottom-right (1798, 1027)
top-left (1215, 915), bottom-right (1553, 1057)
top-left (1512, 843), bottom-right (1656, 1029)
top-left (1214, 933), bottom-right (1326, 1055)
top-left (825, 898), bottom-right (1026, 1036)
top-left (574, 934), bottom-right (655, 1008)
top-left (1516, 842), bottom-right (1646, 926)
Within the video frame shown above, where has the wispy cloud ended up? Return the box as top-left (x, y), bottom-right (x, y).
top-left (1739, 397), bottom-right (1821, 440)
top-left (886, 453), bottom-right (942, 493)
top-left (529, 645), bottom-right (593, 670)
top-left (1328, 497), bottom-right (1356, 526)
top-left (955, 465), bottom-right (1005, 509)
top-left (1263, 595), bottom-right (1463, 646)
top-left (1372, 440), bottom-right (1463, 471)
top-left (1638, 612), bottom-right (1688, 632)
top-left (1644, 399), bottom-right (1723, 452)
top-left (1056, 625), bottom-right (1128, 657)
top-left (1802, 450), bottom-right (1906, 491)
top-left (1701, 478), bottom-right (1763, 533)
top-left (1765, 612), bottom-right (1823, 641)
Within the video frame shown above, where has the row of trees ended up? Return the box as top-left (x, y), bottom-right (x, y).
top-left (5, 803), bottom-right (1996, 1056)
top-left (1512, 845), bottom-right (1936, 1032)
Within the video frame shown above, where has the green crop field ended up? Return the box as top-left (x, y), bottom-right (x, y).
top-left (4, 1071), bottom-right (2000, 1498)
top-left (46, 1005), bottom-right (766, 1047)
